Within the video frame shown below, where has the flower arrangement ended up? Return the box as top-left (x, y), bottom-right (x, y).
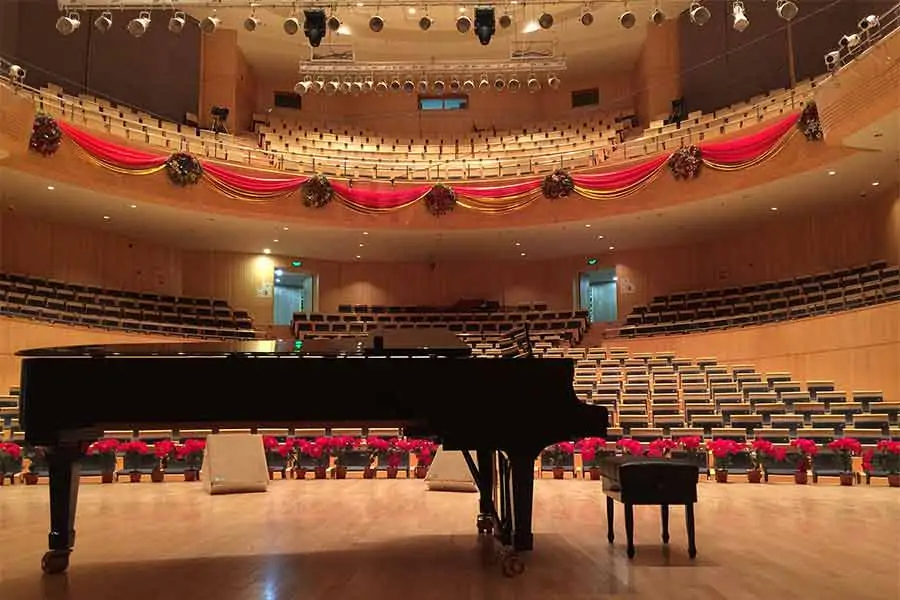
top-left (424, 184), bottom-right (456, 217)
top-left (120, 440), bottom-right (149, 482)
top-left (707, 439), bottom-right (743, 482)
top-left (364, 437), bottom-right (393, 478)
top-left (291, 438), bottom-right (329, 479)
top-left (866, 441), bottom-right (900, 487)
top-left (87, 438), bottom-right (119, 482)
top-left (301, 173), bottom-right (333, 208)
top-left (542, 441), bottom-right (575, 479)
top-left (263, 436), bottom-right (292, 478)
top-left (0, 442), bottom-right (23, 483)
top-left (165, 152), bottom-right (203, 186)
top-left (617, 438), bottom-right (644, 456)
top-left (799, 102), bottom-right (823, 141)
top-left (675, 436), bottom-right (703, 457)
top-left (151, 440), bottom-right (176, 482)
top-left (323, 436), bottom-right (359, 478)
top-left (668, 145), bottom-right (702, 180)
top-left (577, 438), bottom-right (607, 480)
top-left (790, 438), bottom-right (817, 484)
top-left (541, 169), bottom-right (575, 199)
top-left (23, 444), bottom-right (44, 484)
top-left (827, 438), bottom-right (862, 474)
top-left (411, 439), bottom-right (437, 478)
top-left (29, 114), bottom-right (62, 157)
top-left (647, 438), bottom-right (676, 458)
top-left (175, 439), bottom-right (206, 480)
top-left (749, 439), bottom-right (777, 471)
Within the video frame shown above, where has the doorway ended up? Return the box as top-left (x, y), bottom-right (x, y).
top-left (272, 269), bottom-right (314, 325)
top-left (578, 268), bottom-right (618, 323)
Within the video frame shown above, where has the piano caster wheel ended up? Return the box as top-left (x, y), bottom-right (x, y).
top-left (626, 547), bottom-right (635, 559)
top-left (477, 516), bottom-right (494, 535)
top-left (41, 550), bottom-right (70, 575)
top-left (500, 553), bottom-right (525, 578)
top-left (689, 548), bottom-right (697, 559)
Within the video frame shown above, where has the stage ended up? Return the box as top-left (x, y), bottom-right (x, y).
top-left (0, 479), bottom-right (895, 600)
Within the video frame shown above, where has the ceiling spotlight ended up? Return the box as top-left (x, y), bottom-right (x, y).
top-left (494, 76), bottom-right (506, 91)
top-left (839, 33), bottom-right (861, 49)
top-left (327, 15), bottom-right (341, 31)
top-left (338, 81), bottom-right (351, 94)
top-left (369, 15), bottom-right (385, 32)
top-left (304, 9), bottom-right (327, 47)
top-left (526, 76), bottom-right (540, 92)
top-left (56, 12), bottom-right (81, 36)
top-left (8, 65), bottom-right (26, 82)
top-left (351, 81), bottom-right (364, 94)
top-left (462, 79), bottom-right (476, 92)
top-left (389, 79), bottom-right (402, 91)
top-left (402, 79), bottom-right (415, 93)
top-left (418, 15), bottom-right (433, 31)
top-left (732, 2), bottom-right (749, 32)
top-left (244, 15), bottom-right (260, 32)
top-left (824, 50), bottom-right (841, 70)
top-left (828, 170), bottom-right (836, 176)
top-left (474, 7), bottom-right (496, 45)
top-left (284, 16), bottom-right (300, 34)
top-left (650, 8), bottom-right (666, 25)
top-left (363, 80), bottom-right (374, 93)
top-left (127, 11), bottom-right (152, 38)
top-left (859, 14), bottom-right (879, 30)
top-left (478, 75), bottom-right (490, 91)
top-left (324, 79), bottom-right (339, 94)
top-left (580, 9), bottom-right (594, 26)
top-left (507, 77), bottom-right (520, 92)
top-left (417, 79), bottom-right (429, 94)
top-left (456, 15), bottom-right (472, 33)
top-left (94, 11), bottom-right (112, 33)
top-left (263, 248), bottom-right (272, 255)
top-left (499, 14), bottom-right (512, 28)
top-left (375, 80), bottom-right (389, 93)
top-left (294, 81), bottom-right (312, 95)
top-left (538, 12), bottom-right (554, 29)
top-left (619, 10), bottom-right (636, 29)
top-left (776, 0), bottom-right (799, 21)
top-left (432, 79), bottom-right (446, 94)
top-left (312, 79), bottom-right (324, 93)
top-left (168, 12), bottom-right (186, 33)
top-left (200, 14), bottom-right (220, 34)
top-left (449, 78), bottom-right (461, 93)
top-left (689, 2), bottom-right (711, 26)
top-left (547, 75), bottom-right (561, 90)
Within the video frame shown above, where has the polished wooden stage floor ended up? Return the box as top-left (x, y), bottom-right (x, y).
top-left (0, 479), bottom-right (897, 600)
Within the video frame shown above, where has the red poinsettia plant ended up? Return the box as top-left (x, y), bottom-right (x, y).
top-left (295, 438), bottom-right (329, 468)
top-left (543, 441), bottom-right (575, 466)
top-left (827, 437), bottom-right (862, 473)
top-left (0, 442), bottom-right (23, 475)
top-left (647, 438), bottom-right (677, 458)
top-left (707, 439), bottom-right (744, 471)
top-left (617, 438), bottom-right (644, 456)
top-left (790, 438), bottom-right (818, 472)
top-left (385, 438), bottom-right (413, 468)
top-left (577, 438), bottom-right (607, 468)
top-left (865, 440), bottom-right (900, 475)
top-left (364, 437), bottom-right (392, 467)
top-left (120, 440), bottom-right (149, 472)
top-left (153, 439), bottom-right (176, 469)
top-left (749, 438), bottom-right (778, 471)
top-left (175, 439), bottom-right (206, 471)
top-left (410, 439), bottom-right (438, 467)
top-left (87, 438), bottom-right (120, 472)
top-left (676, 436), bottom-right (703, 457)
top-left (263, 436), bottom-right (292, 465)
top-left (324, 436), bottom-right (360, 467)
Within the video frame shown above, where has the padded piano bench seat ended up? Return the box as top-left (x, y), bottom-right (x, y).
top-left (599, 456), bottom-right (698, 559)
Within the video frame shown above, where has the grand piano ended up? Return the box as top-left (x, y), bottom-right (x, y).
top-left (18, 328), bottom-right (608, 576)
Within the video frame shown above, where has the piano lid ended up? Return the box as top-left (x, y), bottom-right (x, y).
top-left (15, 328), bottom-right (473, 358)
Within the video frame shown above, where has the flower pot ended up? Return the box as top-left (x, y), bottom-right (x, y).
top-left (363, 467), bottom-right (376, 479)
top-left (293, 467), bottom-right (307, 480)
top-left (715, 470), bottom-right (728, 483)
top-left (184, 469), bottom-right (199, 482)
top-left (415, 465), bottom-right (428, 479)
top-left (794, 471), bottom-right (808, 485)
top-left (268, 470), bottom-right (275, 481)
top-left (888, 474), bottom-right (900, 488)
top-left (0, 475), bottom-right (5, 486)
top-left (150, 468), bottom-right (165, 483)
top-left (101, 471), bottom-right (115, 484)
top-left (552, 467), bottom-right (565, 480)
top-left (386, 466), bottom-right (399, 479)
top-left (587, 467), bottom-right (601, 481)
top-left (839, 472), bottom-right (854, 486)
top-left (334, 465), bottom-right (348, 479)
top-left (24, 472), bottom-right (39, 485)
top-left (314, 466), bottom-right (327, 480)
top-left (129, 472), bottom-right (142, 483)
top-left (747, 469), bottom-right (762, 484)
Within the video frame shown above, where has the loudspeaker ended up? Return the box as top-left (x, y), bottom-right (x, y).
top-left (202, 433), bottom-right (269, 495)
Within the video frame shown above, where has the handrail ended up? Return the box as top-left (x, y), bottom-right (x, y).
top-left (0, 75), bottom-right (812, 182)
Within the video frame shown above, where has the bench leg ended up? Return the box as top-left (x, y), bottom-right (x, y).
top-left (685, 503), bottom-right (697, 559)
top-left (624, 503), bottom-right (635, 559)
top-left (606, 496), bottom-right (614, 543)
top-left (661, 504), bottom-right (669, 544)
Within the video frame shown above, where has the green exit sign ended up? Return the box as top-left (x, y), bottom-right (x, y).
top-left (587, 258), bottom-right (598, 265)
top-left (291, 260), bottom-right (303, 267)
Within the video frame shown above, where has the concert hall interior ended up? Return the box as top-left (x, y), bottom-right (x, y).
top-left (0, 0), bottom-right (899, 598)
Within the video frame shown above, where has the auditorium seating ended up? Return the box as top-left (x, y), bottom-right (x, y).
top-left (1, 71), bottom-right (819, 181)
top-left (618, 261), bottom-right (900, 338)
top-left (0, 271), bottom-right (255, 339)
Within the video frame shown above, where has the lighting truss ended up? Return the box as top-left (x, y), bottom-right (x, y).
top-left (58, 1), bottom-right (616, 8)
top-left (297, 59), bottom-right (566, 76)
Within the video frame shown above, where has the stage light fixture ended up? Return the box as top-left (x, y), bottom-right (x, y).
top-left (619, 10), bottom-right (636, 29)
top-left (498, 14), bottom-right (512, 28)
top-left (402, 79), bottom-right (415, 93)
top-left (350, 81), bottom-right (362, 94)
top-left (338, 81), bottom-right (351, 94)
top-left (689, 2), bottom-right (711, 26)
top-left (449, 78), bottom-right (461, 93)
top-left (8, 65), bottom-right (26, 83)
top-left (94, 11), bottom-right (112, 33)
top-left (839, 33), bottom-right (861, 49)
top-left (244, 15), bottom-right (260, 32)
top-left (200, 15), bottom-right (220, 34)
top-left (538, 12), bottom-right (553, 29)
top-left (419, 15), bottom-right (433, 31)
top-left (824, 51), bottom-right (840, 70)
top-left (389, 79), bottom-right (402, 91)
top-left (478, 75), bottom-right (490, 91)
top-left (650, 8), bottom-right (666, 25)
top-left (432, 79), bottom-right (446, 94)
top-left (168, 12), bottom-right (186, 33)
top-left (417, 79), bottom-right (429, 94)
top-left (303, 9), bottom-right (327, 47)
top-left (284, 16), bottom-right (300, 34)
top-left (507, 76), bottom-right (521, 92)
top-left (547, 75), bottom-right (561, 90)
top-left (56, 12), bottom-right (81, 35)
top-left (327, 16), bottom-right (341, 31)
top-left (369, 15), bottom-right (385, 32)
top-left (493, 76), bottom-right (506, 91)
top-left (580, 9), bottom-right (594, 26)
top-left (732, 2), bottom-right (749, 32)
top-left (474, 7), bottom-right (495, 45)
top-left (324, 79), bottom-right (339, 94)
top-left (456, 15), bottom-right (472, 33)
top-left (526, 76), bottom-right (540, 92)
top-left (776, 0), bottom-right (799, 21)
top-left (375, 80), bottom-right (389, 93)
top-left (127, 11), bottom-right (152, 38)
top-left (859, 15), bottom-right (879, 30)
top-left (294, 81), bottom-right (312, 95)
top-left (462, 79), bottom-right (476, 92)
top-left (363, 80), bottom-right (374, 93)
top-left (312, 79), bottom-right (324, 93)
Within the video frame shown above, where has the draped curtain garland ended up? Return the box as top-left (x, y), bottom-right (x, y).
top-left (49, 113), bottom-right (801, 215)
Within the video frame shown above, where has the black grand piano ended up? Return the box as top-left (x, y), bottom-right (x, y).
top-left (18, 328), bottom-right (608, 576)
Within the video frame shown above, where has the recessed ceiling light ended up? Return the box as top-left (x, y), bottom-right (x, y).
top-left (355, 255), bottom-right (361, 259)
top-left (608, 245), bottom-right (615, 250)
top-left (520, 252), bottom-right (526, 257)
top-left (129, 204), bottom-right (136, 208)
top-left (46, 185), bottom-right (54, 191)
top-left (514, 242), bottom-right (521, 246)
top-left (359, 243), bottom-right (364, 247)
top-left (102, 215), bottom-right (110, 220)
top-left (827, 171), bottom-right (836, 176)
top-left (597, 235), bottom-right (604, 239)
top-left (407, 7), bottom-right (416, 14)
top-left (273, 239), bottom-right (279, 243)
top-left (872, 181), bottom-right (880, 186)
top-left (282, 226), bottom-right (289, 231)
top-left (362, 231), bottom-right (369, 235)
top-left (263, 248), bottom-right (272, 255)
top-left (584, 224), bottom-right (591, 228)
top-left (770, 207), bottom-right (778, 211)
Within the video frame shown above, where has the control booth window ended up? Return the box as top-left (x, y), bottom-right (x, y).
top-left (419, 95), bottom-right (469, 111)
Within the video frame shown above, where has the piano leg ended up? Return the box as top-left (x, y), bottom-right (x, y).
top-left (476, 449), bottom-right (494, 535)
top-left (685, 503), bottom-right (697, 559)
top-left (508, 452), bottom-right (535, 552)
top-left (606, 496), bottom-right (615, 543)
top-left (42, 444), bottom-right (83, 574)
top-left (661, 504), bottom-right (670, 544)
top-left (624, 503), bottom-right (635, 559)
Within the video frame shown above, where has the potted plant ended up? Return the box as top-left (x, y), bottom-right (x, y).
top-left (827, 437), bottom-right (862, 486)
top-left (175, 439), bottom-right (205, 481)
top-left (411, 439), bottom-right (437, 478)
top-left (22, 444), bottom-right (44, 485)
top-left (790, 438), bottom-right (817, 484)
top-left (120, 440), bottom-right (149, 483)
top-left (326, 436), bottom-right (359, 479)
top-left (616, 438), bottom-right (644, 457)
top-left (263, 436), bottom-right (292, 480)
top-left (748, 438), bottom-right (776, 483)
top-left (870, 440), bottom-right (900, 487)
top-left (0, 442), bottom-right (22, 486)
top-left (303, 438), bottom-right (330, 479)
top-left (707, 438), bottom-right (743, 483)
top-left (384, 438), bottom-right (411, 478)
top-left (577, 438), bottom-right (607, 480)
top-left (647, 438), bottom-right (676, 459)
top-left (87, 439), bottom-right (119, 484)
top-left (364, 437), bottom-right (391, 479)
top-left (542, 441), bottom-right (575, 479)
top-left (151, 440), bottom-right (176, 483)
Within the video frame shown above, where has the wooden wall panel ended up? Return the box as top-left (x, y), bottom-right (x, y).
top-left (615, 301), bottom-right (900, 401)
